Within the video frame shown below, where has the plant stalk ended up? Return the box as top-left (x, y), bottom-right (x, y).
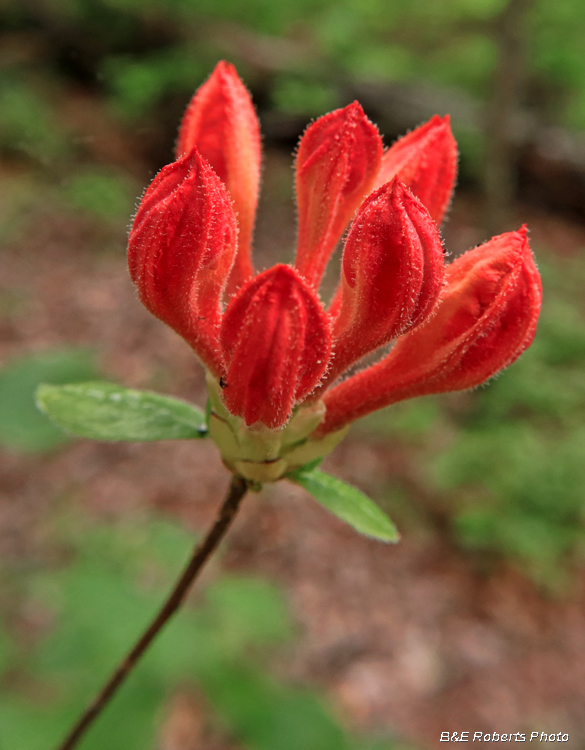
top-left (54, 473), bottom-right (249, 750)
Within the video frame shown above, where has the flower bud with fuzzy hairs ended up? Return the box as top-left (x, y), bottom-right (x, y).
top-left (220, 264), bottom-right (331, 430)
top-left (326, 179), bottom-right (445, 384)
top-left (294, 102), bottom-right (383, 288)
top-left (128, 148), bottom-right (237, 375)
top-left (176, 61), bottom-right (261, 295)
top-left (128, 61), bottom-right (541, 482)
top-left (318, 228), bottom-right (542, 436)
top-left (373, 114), bottom-right (458, 226)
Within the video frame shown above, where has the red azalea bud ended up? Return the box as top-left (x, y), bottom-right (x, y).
top-left (294, 102), bottom-right (383, 288)
top-left (177, 61), bottom-right (261, 294)
top-left (220, 265), bottom-right (332, 429)
top-left (319, 228), bottom-right (542, 435)
top-left (128, 149), bottom-right (237, 374)
top-left (328, 180), bottom-right (445, 382)
top-left (374, 115), bottom-right (457, 226)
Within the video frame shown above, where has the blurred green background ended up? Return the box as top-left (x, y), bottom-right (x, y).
top-left (1, 0), bottom-right (585, 747)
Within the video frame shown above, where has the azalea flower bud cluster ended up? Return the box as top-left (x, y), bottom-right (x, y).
top-left (128, 61), bottom-right (542, 483)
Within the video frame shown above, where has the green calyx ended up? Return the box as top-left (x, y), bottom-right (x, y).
top-left (205, 372), bottom-right (349, 484)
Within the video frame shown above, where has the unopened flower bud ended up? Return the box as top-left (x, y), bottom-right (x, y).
top-left (294, 102), bottom-right (383, 288)
top-left (177, 61), bottom-right (261, 293)
top-left (220, 264), bottom-right (332, 429)
top-left (320, 228), bottom-right (542, 434)
top-left (128, 148), bottom-right (237, 374)
top-left (329, 180), bottom-right (445, 381)
top-left (373, 115), bottom-right (457, 225)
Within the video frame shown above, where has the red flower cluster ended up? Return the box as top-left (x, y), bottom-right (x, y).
top-left (129, 61), bottom-right (541, 439)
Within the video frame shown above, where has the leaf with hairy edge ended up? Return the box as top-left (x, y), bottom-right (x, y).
top-left (288, 468), bottom-right (399, 542)
top-left (36, 382), bottom-right (208, 442)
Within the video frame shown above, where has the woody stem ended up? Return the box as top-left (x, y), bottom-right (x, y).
top-left (54, 474), bottom-right (249, 750)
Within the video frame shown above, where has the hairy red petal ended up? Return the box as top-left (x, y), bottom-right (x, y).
top-left (327, 180), bottom-right (445, 382)
top-left (374, 115), bottom-right (457, 226)
top-left (294, 102), bottom-right (383, 288)
top-left (319, 228), bottom-right (542, 435)
top-left (220, 265), bottom-right (332, 428)
top-left (128, 149), bottom-right (237, 374)
top-left (177, 61), bottom-right (261, 294)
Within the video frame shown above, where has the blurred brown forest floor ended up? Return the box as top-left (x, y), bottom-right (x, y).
top-left (2, 139), bottom-right (585, 749)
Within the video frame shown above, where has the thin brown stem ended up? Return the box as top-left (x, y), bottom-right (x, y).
top-left (54, 474), bottom-right (249, 750)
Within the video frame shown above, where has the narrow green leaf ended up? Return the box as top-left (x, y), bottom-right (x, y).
top-left (35, 381), bottom-right (208, 442)
top-left (289, 469), bottom-right (399, 543)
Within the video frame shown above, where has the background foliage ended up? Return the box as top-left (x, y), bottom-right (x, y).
top-left (2, 0), bottom-right (585, 163)
top-left (0, 518), bottom-right (399, 749)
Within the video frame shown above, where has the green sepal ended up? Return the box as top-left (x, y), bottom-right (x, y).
top-left (288, 467), bottom-right (399, 543)
top-left (35, 381), bottom-right (208, 442)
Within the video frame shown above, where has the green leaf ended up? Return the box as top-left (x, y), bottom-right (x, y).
top-left (35, 381), bottom-right (208, 442)
top-left (289, 468), bottom-right (399, 543)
